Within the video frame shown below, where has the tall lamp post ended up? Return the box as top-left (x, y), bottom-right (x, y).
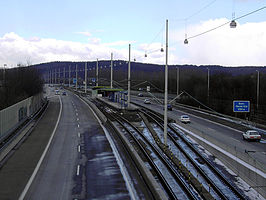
top-left (256, 70), bottom-right (260, 110)
top-left (207, 67), bottom-right (210, 105)
top-left (3, 64), bottom-right (7, 85)
top-left (176, 67), bottom-right (179, 97)
top-left (111, 53), bottom-right (113, 89)
top-left (75, 64), bottom-right (78, 91)
top-left (163, 19), bottom-right (169, 146)
top-left (96, 59), bottom-right (99, 87)
top-left (128, 44), bottom-right (131, 109)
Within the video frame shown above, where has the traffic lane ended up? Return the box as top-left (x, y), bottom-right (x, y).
top-left (0, 98), bottom-right (60, 200)
top-left (70, 93), bottom-right (131, 199)
top-left (25, 94), bottom-right (79, 199)
top-left (132, 97), bottom-right (266, 165)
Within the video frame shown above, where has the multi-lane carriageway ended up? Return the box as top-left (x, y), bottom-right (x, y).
top-left (0, 86), bottom-right (265, 200)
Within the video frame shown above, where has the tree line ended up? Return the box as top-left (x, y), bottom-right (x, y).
top-left (0, 66), bottom-right (43, 110)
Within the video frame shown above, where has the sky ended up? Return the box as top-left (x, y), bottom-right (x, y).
top-left (0, 0), bottom-right (266, 67)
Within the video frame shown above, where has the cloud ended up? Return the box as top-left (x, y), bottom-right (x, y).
top-left (1, 18), bottom-right (266, 68)
top-left (171, 18), bottom-right (266, 66)
top-left (76, 31), bottom-right (92, 37)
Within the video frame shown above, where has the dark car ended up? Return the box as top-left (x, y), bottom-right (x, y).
top-left (167, 104), bottom-right (172, 111)
top-left (62, 91), bottom-right (66, 95)
top-left (163, 104), bottom-right (172, 111)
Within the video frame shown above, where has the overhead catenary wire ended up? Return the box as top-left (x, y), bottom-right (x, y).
top-left (187, 5), bottom-right (266, 40)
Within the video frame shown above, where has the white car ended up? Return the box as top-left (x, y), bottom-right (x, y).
top-left (180, 115), bottom-right (190, 123)
top-left (243, 130), bottom-right (261, 142)
top-left (144, 99), bottom-right (151, 104)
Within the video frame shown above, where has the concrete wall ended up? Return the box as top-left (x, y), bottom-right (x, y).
top-left (0, 93), bottom-right (44, 141)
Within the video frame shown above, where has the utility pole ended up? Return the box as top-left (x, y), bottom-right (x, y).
top-left (111, 53), bottom-right (113, 89)
top-left (256, 70), bottom-right (260, 110)
top-left (128, 44), bottom-right (131, 109)
top-left (3, 64), bottom-right (7, 87)
top-left (96, 59), bottom-right (99, 86)
top-left (163, 19), bottom-right (169, 146)
top-left (64, 67), bottom-right (66, 85)
top-left (58, 68), bottom-right (61, 85)
top-left (54, 69), bottom-right (56, 85)
top-left (176, 67), bottom-right (179, 96)
top-left (75, 64), bottom-right (78, 91)
top-left (68, 65), bottom-right (71, 87)
top-left (207, 68), bottom-right (210, 105)
top-left (85, 62), bottom-right (87, 93)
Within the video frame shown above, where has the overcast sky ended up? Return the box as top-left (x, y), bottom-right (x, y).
top-left (0, 0), bottom-right (265, 67)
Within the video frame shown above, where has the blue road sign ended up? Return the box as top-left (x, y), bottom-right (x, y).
top-left (233, 101), bottom-right (250, 112)
top-left (73, 78), bottom-right (77, 84)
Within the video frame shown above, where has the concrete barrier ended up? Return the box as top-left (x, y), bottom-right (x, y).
top-left (179, 125), bottom-right (266, 198)
top-left (79, 97), bottom-right (107, 123)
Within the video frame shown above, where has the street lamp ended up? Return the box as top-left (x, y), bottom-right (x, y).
top-left (163, 19), bottom-right (169, 146)
top-left (207, 68), bottom-right (210, 105)
top-left (256, 70), bottom-right (260, 110)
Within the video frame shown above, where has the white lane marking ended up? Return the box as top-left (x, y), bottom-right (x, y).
top-left (78, 132), bottom-right (80, 137)
top-left (78, 95), bottom-right (138, 200)
top-left (173, 123), bottom-right (266, 179)
top-left (19, 95), bottom-right (63, 200)
top-left (75, 109), bottom-right (77, 112)
top-left (76, 113), bottom-right (78, 116)
top-left (77, 124), bottom-right (79, 128)
top-left (76, 165), bottom-right (80, 176)
top-left (78, 145), bottom-right (81, 152)
top-left (77, 118), bottom-right (79, 121)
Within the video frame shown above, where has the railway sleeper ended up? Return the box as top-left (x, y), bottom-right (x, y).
top-left (140, 113), bottom-right (215, 200)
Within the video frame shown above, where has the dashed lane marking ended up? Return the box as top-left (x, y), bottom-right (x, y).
top-left (76, 165), bottom-right (80, 176)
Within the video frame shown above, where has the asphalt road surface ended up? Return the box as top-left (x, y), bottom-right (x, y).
top-left (0, 97), bottom-right (60, 200)
top-left (25, 90), bottom-right (130, 200)
top-left (132, 96), bottom-right (266, 168)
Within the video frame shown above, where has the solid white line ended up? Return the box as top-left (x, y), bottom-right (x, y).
top-left (19, 95), bottom-right (63, 200)
top-left (78, 95), bottom-right (138, 200)
top-left (173, 123), bottom-right (266, 178)
top-left (76, 165), bottom-right (80, 176)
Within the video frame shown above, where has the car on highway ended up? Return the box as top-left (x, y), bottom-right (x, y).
top-left (163, 104), bottom-right (173, 111)
top-left (144, 99), bottom-right (151, 104)
top-left (138, 93), bottom-right (143, 97)
top-left (55, 90), bottom-right (60, 95)
top-left (243, 130), bottom-right (261, 142)
top-left (180, 115), bottom-right (190, 123)
top-left (62, 91), bottom-right (66, 95)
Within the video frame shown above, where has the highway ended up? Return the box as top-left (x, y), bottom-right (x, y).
top-left (132, 96), bottom-right (266, 169)
top-left (24, 89), bottom-right (131, 199)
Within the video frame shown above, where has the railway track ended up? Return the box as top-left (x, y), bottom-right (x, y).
top-left (90, 98), bottom-right (250, 199)
top-left (92, 99), bottom-right (214, 199)
top-left (138, 105), bottom-right (248, 200)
